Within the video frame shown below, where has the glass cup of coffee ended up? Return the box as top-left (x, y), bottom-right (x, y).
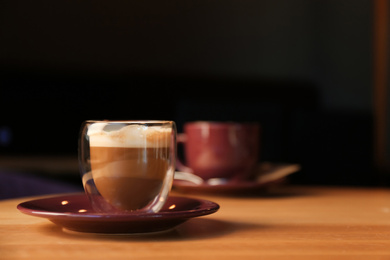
top-left (79, 120), bottom-right (176, 214)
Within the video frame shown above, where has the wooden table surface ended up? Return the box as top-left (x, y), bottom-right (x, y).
top-left (1, 185), bottom-right (390, 260)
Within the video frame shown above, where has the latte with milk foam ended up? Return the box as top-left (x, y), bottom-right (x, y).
top-left (87, 123), bottom-right (172, 211)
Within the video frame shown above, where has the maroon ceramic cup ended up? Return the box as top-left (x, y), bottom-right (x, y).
top-left (177, 121), bottom-right (260, 180)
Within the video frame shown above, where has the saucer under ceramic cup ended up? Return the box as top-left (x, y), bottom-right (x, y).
top-left (173, 163), bottom-right (300, 194)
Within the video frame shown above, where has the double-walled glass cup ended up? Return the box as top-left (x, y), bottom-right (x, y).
top-left (79, 120), bottom-right (176, 213)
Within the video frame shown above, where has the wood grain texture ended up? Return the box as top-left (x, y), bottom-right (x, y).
top-left (1, 186), bottom-right (390, 259)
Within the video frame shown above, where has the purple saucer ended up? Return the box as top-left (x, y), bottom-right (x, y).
top-left (17, 194), bottom-right (219, 234)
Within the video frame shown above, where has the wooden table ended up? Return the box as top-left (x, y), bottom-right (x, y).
top-left (1, 185), bottom-right (390, 259)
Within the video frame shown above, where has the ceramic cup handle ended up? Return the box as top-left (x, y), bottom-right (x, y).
top-left (176, 133), bottom-right (194, 173)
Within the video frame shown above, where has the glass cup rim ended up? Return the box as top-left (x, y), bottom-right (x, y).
top-left (84, 120), bottom-right (174, 125)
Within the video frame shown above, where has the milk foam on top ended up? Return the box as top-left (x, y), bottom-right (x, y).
top-left (87, 122), bottom-right (171, 148)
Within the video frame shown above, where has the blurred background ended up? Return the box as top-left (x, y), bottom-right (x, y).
top-left (0, 0), bottom-right (389, 198)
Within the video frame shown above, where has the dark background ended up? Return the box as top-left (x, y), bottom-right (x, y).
top-left (0, 0), bottom-right (387, 188)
